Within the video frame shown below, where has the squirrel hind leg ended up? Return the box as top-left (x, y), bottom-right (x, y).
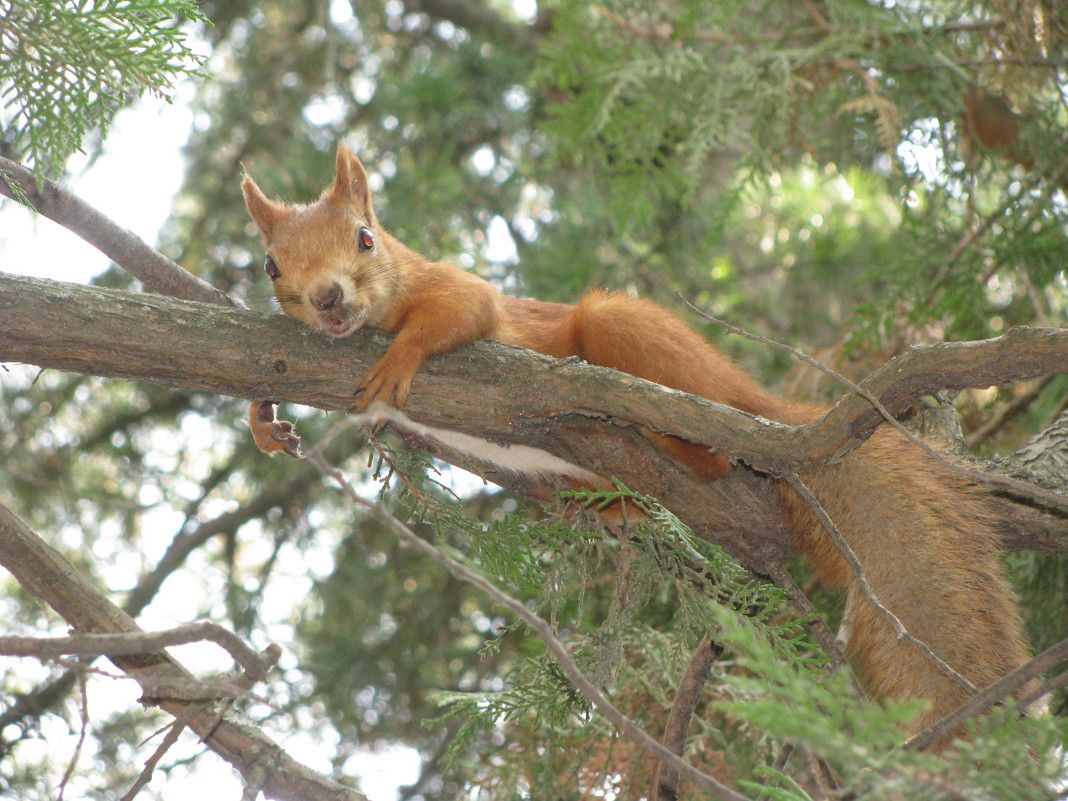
top-left (642, 429), bottom-right (732, 481)
top-left (570, 290), bottom-right (735, 480)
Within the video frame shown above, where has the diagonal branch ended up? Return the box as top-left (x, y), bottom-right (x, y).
top-left (903, 637), bottom-right (1068, 753)
top-left (304, 448), bottom-right (756, 801)
top-left (0, 500), bottom-right (368, 801)
top-left (0, 155), bottom-right (238, 308)
top-left (0, 471), bottom-right (317, 746)
top-left (652, 633), bottom-right (724, 801)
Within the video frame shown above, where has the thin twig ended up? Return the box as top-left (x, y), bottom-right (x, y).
top-left (121, 703), bottom-right (206, 801)
top-left (886, 56), bottom-right (1068, 71)
top-left (964, 377), bottom-right (1052, 450)
top-left (0, 622), bottom-right (277, 685)
top-left (808, 750), bottom-right (836, 797)
top-left (303, 449), bottom-right (756, 801)
top-left (782, 472), bottom-right (977, 695)
top-left (0, 476), bottom-right (313, 744)
top-left (57, 668), bottom-right (90, 801)
top-left (368, 436), bottom-right (446, 517)
top-left (680, 296), bottom-right (956, 461)
top-left (903, 636), bottom-right (1068, 752)
top-left (943, 163), bottom-right (1068, 278)
top-left (1016, 668), bottom-right (1068, 713)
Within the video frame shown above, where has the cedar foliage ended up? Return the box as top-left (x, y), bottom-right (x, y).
top-left (0, 0), bottom-right (207, 178)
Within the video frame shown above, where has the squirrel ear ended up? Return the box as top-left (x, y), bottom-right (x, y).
top-left (241, 175), bottom-right (287, 239)
top-left (332, 143), bottom-right (373, 216)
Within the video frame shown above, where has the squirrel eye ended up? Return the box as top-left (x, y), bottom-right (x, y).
top-left (358, 227), bottom-right (375, 252)
top-left (264, 256), bottom-right (281, 280)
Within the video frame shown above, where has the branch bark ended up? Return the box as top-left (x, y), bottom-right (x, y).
top-left (0, 271), bottom-right (1065, 564)
top-left (652, 633), bottom-right (724, 801)
top-left (903, 637), bottom-right (1068, 753)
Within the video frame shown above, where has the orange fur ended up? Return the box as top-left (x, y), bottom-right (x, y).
top-left (243, 145), bottom-right (1030, 744)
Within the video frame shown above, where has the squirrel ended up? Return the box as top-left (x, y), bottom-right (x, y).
top-left (242, 144), bottom-right (1030, 746)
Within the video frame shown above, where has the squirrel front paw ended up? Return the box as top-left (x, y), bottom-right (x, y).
top-left (353, 350), bottom-right (420, 410)
top-left (249, 401), bottom-right (303, 458)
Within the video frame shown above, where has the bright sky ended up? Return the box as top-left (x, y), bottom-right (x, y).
top-left (0, 84), bottom-right (196, 285)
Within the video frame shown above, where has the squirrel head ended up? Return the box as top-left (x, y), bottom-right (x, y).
top-left (242, 144), bottom-right (397, 337)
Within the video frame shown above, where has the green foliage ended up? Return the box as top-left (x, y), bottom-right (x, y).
top-left (721, 616), bottom-right (1068, 800)
top-left (537, 0), bottom-right (1068, 345)
top-left (562, 483), bottom-right (819, 666)
top-left (0, 0), bottom-right (208, 177)
top-left (393, 478), bottom-right (825, 794)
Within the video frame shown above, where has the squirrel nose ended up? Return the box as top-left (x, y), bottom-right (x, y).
top-left (310, 282), bottom-right (343, 312)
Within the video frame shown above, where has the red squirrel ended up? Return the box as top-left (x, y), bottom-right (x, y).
top-left (242, 144), bottom-right (1030, 745)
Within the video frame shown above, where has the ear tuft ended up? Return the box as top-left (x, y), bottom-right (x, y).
top-left (241, 175), bottom-right (287, 239)
top-left (331, 144), bottom-right (374, 217)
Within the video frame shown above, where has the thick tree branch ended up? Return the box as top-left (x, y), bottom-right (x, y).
top-left (0, 500), bottom-right (367, 801)
top-left (0, 271), bottom-right (794, 571)
top-left (0, 271), bottom-right (1065, 562)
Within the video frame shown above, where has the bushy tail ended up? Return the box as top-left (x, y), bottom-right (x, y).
top-left (781, 431), bottom-right (1029, 740)
top-left (570, 289), bottom-right (1030, 741)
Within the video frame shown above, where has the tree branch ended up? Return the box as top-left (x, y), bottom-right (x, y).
top-left (122, 702), bottom-right (203, 801)
top-left (652, 633), bottom-right (723, 801)
top-left (0, 500), bottom-right (368, 801)
top-left (964, 377), bottom-right (1052, 450)
top-left (0, 471), bottom-right (316, 748)
top-left (903, 637), bottom-right (1068, 753)
top-left (1, 272), bottom-right (1064, 562)
top-left (0, 155), bottom-right (238, 308)
top-left (683, 297), bottom-right (1068, 515)
top-left (0, 271), bottom-right (794, 572)
top-left (0, 623), bottom-right (278, 686)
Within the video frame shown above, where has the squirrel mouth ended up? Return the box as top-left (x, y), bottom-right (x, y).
top-left (326, 318), bottom-right (354, 336)
top-left (319, 307), bottom-right (368, 337)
